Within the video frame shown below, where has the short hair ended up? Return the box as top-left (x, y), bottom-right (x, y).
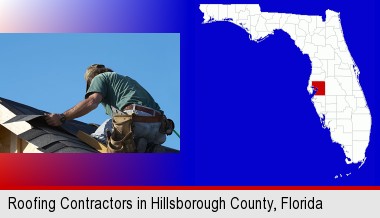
top-left (85, 64), bottom-right (113, 91)
top-left (84, 64), bottom-right (113, 81)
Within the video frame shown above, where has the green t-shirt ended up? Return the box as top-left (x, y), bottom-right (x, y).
top-left (85, 72), bottom-right (161, 116)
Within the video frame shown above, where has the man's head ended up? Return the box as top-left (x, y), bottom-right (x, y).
top-left (85, 64), bottom-right (113, 91)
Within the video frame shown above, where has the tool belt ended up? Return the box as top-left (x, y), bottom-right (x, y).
top-left (107, 115), bottom-right (135, 153)
top-left (159, 115), bottom-right (175, 135)
top-left (106, 114), bottom-right (175, 153)
top-left (123, 104), bottom-right (162, 116)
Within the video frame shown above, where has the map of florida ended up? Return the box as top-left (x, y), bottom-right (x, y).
top-left (200, 4), bottom-right (372, 165)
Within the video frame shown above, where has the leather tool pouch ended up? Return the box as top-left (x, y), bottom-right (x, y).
top-left (107, 115), bottom-right (136, 153)
top-left (159, 115), bottom-right (175, 135)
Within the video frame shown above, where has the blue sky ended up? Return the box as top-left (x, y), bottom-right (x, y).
top-left (0, 33), bottom-right (180, 150)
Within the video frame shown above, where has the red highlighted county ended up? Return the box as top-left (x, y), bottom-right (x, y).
top-left (312, 81), bottom-right (325, 96)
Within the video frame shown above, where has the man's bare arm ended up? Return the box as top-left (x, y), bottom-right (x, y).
top-left (45, 93), bottom-right (103, 126)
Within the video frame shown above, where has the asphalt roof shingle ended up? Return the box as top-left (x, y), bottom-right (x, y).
top-left (0, 97), bottom-right (98, 153)
top-left (0, 97), bottom-right (179, 153)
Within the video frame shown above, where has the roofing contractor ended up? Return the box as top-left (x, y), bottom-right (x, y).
top-left (45, 64), bottom-right (174, 152)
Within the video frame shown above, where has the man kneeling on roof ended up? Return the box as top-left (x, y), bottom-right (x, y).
top-left (45, 64), bottom-right (172, 152)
